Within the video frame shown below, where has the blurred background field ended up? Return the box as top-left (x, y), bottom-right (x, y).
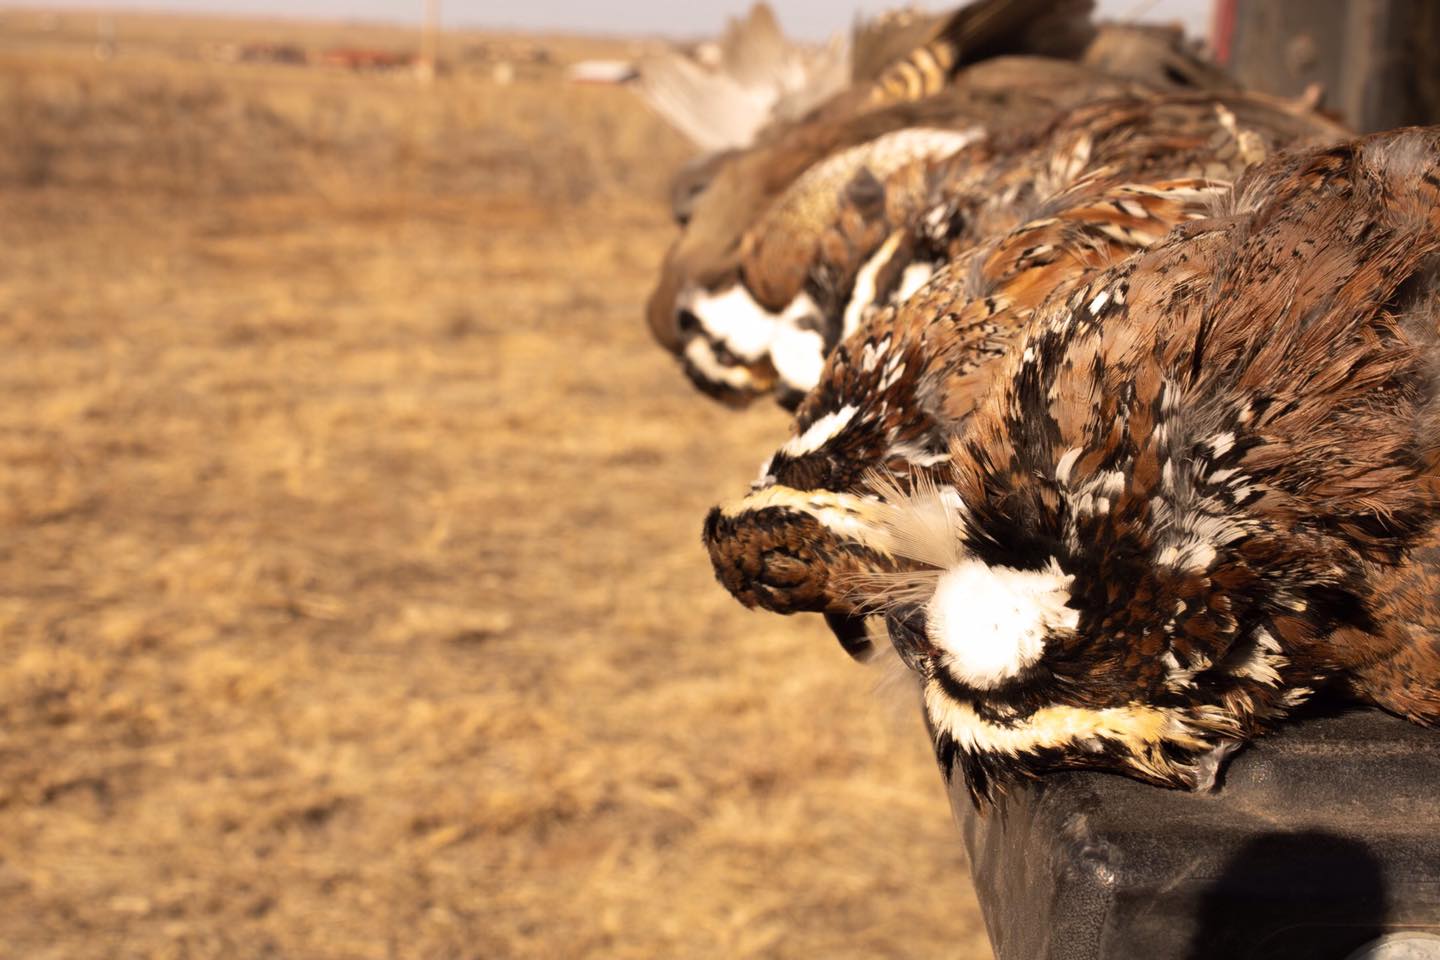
top-left (0, 10), bottom-right (988, 958)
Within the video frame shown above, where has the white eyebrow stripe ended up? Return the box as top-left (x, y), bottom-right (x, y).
top-left (780, 404), bottom-right (858, 457)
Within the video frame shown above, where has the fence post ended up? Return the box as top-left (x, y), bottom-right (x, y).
top-left (1223, 0), bottom-right (1440, 132)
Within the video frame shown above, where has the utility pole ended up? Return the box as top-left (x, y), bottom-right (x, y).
top-left (417, 0), bottom-right (439, 84)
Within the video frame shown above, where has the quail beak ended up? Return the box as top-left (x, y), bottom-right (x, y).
top-left (884, 603), bottom-right (942, 675)
top-left (823, 611), bottom-right (875, 662)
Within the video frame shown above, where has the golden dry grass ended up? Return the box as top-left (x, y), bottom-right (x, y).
top-left (0, 12), bottom-right (990, 958)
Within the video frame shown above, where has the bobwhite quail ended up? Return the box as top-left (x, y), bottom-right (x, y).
top-left (649, 55), bottom-right (1154, 400)
top-left (704, 172), bottom-right (1230, 661)
top-left (808, 129), bottom-right (1440, 804)
top-left (671, 92), bottom-right (1347, 409)
top-left (700, 93), bottom-right (1347, 643)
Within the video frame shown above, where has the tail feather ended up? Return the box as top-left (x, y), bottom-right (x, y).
top-left (631, 3), bottom-right (849, 151)
top-left (850, 8), bottom-right (946, 85)
top-left (867, 0), bottom-right (1095, 107)
top-left (632, 53), bottom-right (778, 151)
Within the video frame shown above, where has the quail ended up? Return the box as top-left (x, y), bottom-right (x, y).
top-left (700, 92), bottom-right (1347, 634)
top-left (810, 130), bottom-right (1440, 803)
top-left (671, 92), bottom-right (1346, 409)
top-left (704, 173), bottom-right (1229, 658)
top-left (652, 56), bottom-right (1150, 405)
top-left (646, 0), bottom-right (1250, 396)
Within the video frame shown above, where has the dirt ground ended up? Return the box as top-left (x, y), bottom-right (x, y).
top-left (0, 12), bottom-right (990, 958)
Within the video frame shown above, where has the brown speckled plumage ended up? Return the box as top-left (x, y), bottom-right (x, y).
top-left (703, 174), bottom-right (1226, 664)
top-left (736, 129), bottom-right (1440, 804)
top-left (703, 93), bottom-right (1346, 639)
top-left (678, 92), bottom-right (1346, 409)
top-left (656, 59), bottom-right (1156, 408)
top-left (649, 1), bottom-right (1276, 406)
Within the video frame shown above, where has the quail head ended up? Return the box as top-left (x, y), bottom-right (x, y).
top-left (847, 129), bottom-right (1440, 804)
top-left (677, 125), bottom-right (988, 408)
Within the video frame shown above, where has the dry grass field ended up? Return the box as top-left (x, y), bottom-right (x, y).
top-left (0, 11), bottom-right (989, 958)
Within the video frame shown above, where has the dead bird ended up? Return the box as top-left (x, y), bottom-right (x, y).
top-left (842, 130), bottom-right (1440, 803)
top-left (647, 0), bottom-right (1253, 401)
top-left (703, 173), bottom-right (1231, 662)
top-left (699, 90), bottom-right (1348, 641)
top-left (676, 91), bottom-right (1346, 409)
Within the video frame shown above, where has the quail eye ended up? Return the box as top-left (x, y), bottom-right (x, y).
top-left (708, 341), bottom-right (743, 365)
top-left (885, 604), bottom-right (940, 674)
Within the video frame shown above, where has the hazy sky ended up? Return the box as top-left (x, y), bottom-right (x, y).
top-left (6, 0), bottom-right (1212, 40)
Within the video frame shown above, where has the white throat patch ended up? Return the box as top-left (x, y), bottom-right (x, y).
top-left (769, 318), bottom-right (826, 392)
top-left (679, 284), bottom-right (778, 361)
top-left (926, 558), bottom-right (1076, 688)
top-left (679, 283), bottom-right (825, 392)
